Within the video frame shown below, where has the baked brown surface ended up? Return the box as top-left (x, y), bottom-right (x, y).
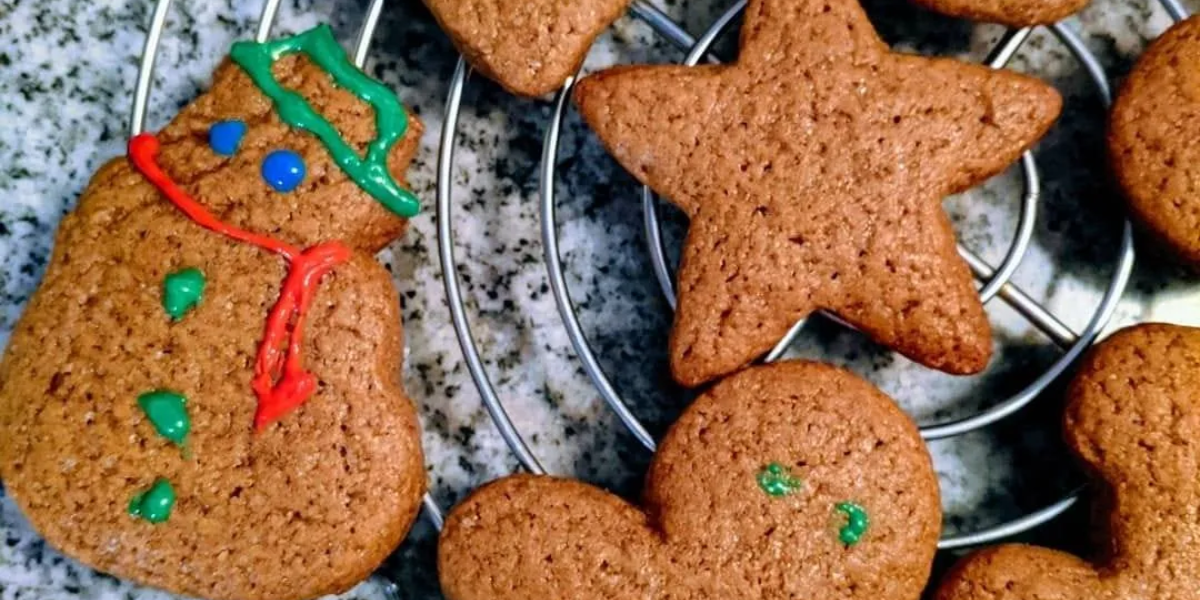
top-left (1109, 15), bottom-right (1200, 267)
top-left (0, 50), bottom-right (426, 600)
top-left (422, 0), bottom-right (631, 97)
top-left (934, 323), bottom-right (1200, 600)
top-left (439, 361), bottom-right (942, 600)
top-left (910, 0), bottom-right (1088, 26)
top-left (574, 0), bottom-right (1062, 387)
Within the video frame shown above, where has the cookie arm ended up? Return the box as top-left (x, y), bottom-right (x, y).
top-left (574, 64), bottom-right (727, 217)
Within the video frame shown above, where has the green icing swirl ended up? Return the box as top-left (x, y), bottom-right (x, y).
top-left (756, 463), bottom-right (803, 497)
top-left (835, 502), bottom-right (870, 546)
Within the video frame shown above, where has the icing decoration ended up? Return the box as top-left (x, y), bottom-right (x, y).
top-left (249, 242), bottom-right (346, 430)
top-left (129, 133), bottom-right (350, 431)
top-left (835, 502), bottom-right (869, 546)
top-left (163, 267), bottom-right (206, 320)
top-left (261, 149), bottom-right (306, 192)
top-left (129, 478), bottom-right (176, 524)
top-left (137, 390), bottom-right (190, 446)
top-left (229, 24), bottom-right (420, 218)
top-left (208, 120), bottom-right (247, 156)
top-left (756, 463), bottom-right (803, 497)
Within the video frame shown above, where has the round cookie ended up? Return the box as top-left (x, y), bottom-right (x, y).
top-left (934, 323), bottom-right (1200, 600)
top-left (909, 0), bottom-right (1089, 26)
top-left (0, 27), bottom-right (426, 600)
top-left (1109, 16), bottom-right (1200, 267)
top-left (439, 361), bottom-right (942, 600)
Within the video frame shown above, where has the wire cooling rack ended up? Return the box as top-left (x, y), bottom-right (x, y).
top-left (437, 0), bottom-right (1193, 554)
top-left (121, 0), bottom-right (1193, 596)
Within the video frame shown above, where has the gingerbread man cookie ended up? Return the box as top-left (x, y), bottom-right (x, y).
top-left (1109, 15), bottom-right (1200, 267)
top-left (439, 361), bottom-right (942, 600)
top-left (422, 0), bottom-right (631, 97)
top-left (934, 323), bottom-right (1200, 600)
top-left (910, 0), bottom-right (1089, 26)
top-left (574, 0), bottom-right (1062, 387)
top-left (0, 26), bottom-right (425, 600)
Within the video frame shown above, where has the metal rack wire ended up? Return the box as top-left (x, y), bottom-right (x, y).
top-left (437, 0), bottom-right (1192, 552)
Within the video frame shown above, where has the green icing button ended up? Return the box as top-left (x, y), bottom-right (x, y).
top-left (129, 479), bottom-right (176, 524)
top-left (163, 267), bottom-right (206, 320)
top-left (756, 463), bottom-right (803, 497)
top-left (137, 390), bottom-right (190, 446)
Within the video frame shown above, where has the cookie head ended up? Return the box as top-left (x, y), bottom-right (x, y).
top-left (574, 0), bottom-right (1062, 386)
top-left (935, 323), bottom-right (1200, 600)
top-left (0, 26), bottom-right (426, 600)
top-left (1110, 15), bottom-right (1200, 268)
top-left (151, 24), bottom-right (424, 254)
top-left (439, 361), bottom-right (942, 600)
top-left (909, 0), bottom-right (1089, 26)
top-left (422, 0), bottom-right (631, 97)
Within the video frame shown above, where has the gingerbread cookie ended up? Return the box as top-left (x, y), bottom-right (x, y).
top-left (0, 26), bottom-right (425, 600)
top-left (1109, 15), bottom-right (1200, 267)
top-left (574, 0), bottom-right (1062, 387)
top-left (422, 0), bottom-right (631, 97)
top-left (934, 323), bottom-right (1200, 600)
top-left (439, 361), bottom-right (942, 600)
top-left (909, 0), bottom-right (1088, 26)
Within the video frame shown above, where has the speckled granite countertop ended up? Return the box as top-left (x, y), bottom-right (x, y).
top-left (1, 0), bottom-right (1198, 598)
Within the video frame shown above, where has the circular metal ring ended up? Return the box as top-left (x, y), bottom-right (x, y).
top-left (542, 1), bottom-right (1132, 452)
top-left (534, 5), bottom-right (1133, 547)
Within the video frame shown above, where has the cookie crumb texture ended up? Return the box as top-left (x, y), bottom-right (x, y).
top-left (574, 0), bottom-right (1062, 387)
top-left (0, 54), bottom-right (426, 600)
top-left (1109, 16), bottom-right (1200, 268)
top-left (422, 0), bottom-right (631, 97)
top-left (909, 0), bottom-right (1088, 26)
top-left (439, 361), bottom-right (941, 600)
top-left (934, 323), bottom-right (1200, 600)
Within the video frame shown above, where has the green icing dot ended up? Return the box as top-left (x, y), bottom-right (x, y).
top-left (129, 479), bottom-right (176, 524)
top-left (756, 463), bottom-right (803, 497)
top-left (835, 502), bottom-right (870, 546)
top-left (137, 390), bottom-right (190, 446)
top-left (163, 268), bottom-right (206, 320)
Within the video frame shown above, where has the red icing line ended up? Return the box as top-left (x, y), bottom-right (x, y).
top-left (129, 133), bottom-right (351, 431)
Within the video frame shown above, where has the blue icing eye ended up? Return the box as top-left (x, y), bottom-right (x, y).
top-left (261, 150), bottom-right (306, 193)
top-left (208, 120), bottom-right (246, 156)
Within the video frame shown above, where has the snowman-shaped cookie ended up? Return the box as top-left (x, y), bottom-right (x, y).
top-left (0, 25), bottom-right (425, 600)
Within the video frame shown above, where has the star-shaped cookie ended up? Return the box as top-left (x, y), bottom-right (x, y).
top-left (575, 0), bottom-right (1062, 387)
top-left (423, 0), bottom-right (631, 97)
top-left (910, 0), bottom-right (1088, 26)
